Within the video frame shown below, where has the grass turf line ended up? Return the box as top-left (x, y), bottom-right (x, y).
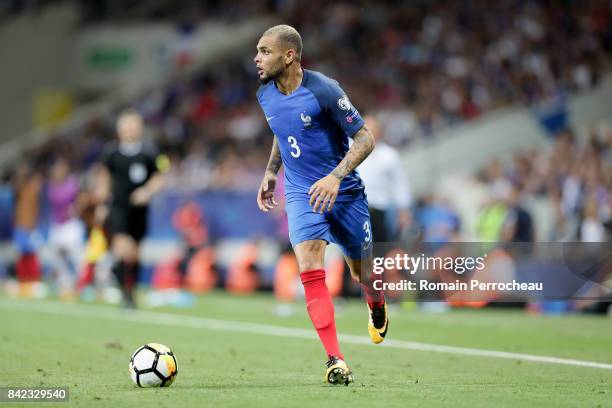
top-left (0, 292), bottom-right (610, 408)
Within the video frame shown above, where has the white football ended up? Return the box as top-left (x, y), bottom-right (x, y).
top-left (129, 343), bottom-right (178, 387)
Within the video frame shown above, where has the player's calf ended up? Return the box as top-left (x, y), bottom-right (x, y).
top-left (345, 257), bottom-right (389, 343)
top-left (111, 260), bottom-right (138, 309)
top-left (300, 269), bottom-right (344, 358)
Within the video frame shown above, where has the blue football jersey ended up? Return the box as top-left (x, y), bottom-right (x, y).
top-left (256, 69), bottom-right (365, 202)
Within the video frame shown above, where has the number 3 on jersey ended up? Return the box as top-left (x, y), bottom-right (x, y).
top-left (363, 221), bottom-right (371, 243)
top-left (287, 136), bottom-right (300, 158)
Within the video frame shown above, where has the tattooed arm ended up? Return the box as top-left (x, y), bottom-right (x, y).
top-left (331, 125), bottom-right (375, 181)
top-left (309, 125), bottom-right (375, 213)
top-left (257, 136), bottom-right (282, 212)
top-left (265, 136), bottom-right (282, 175)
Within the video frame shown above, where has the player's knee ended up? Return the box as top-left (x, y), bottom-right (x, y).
top-left (112, 236), bottom-right (137, 262)
top-left (294, 240), bottom-right (326, 272)
top-left (296, 251), bottom-right (324, 272)
top-left (298, 260), bottom-right (324, 272)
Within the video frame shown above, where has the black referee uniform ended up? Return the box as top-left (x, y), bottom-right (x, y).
top-left (102, 142), bottom-right (159, 242)
top-left (102, 141), bottom-right (159, 307)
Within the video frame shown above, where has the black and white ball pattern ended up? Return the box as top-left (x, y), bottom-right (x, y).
top-left (129, 343), bottom-right (178, 387)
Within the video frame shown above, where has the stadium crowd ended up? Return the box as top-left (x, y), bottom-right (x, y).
top-left (0, 1), bottom-right (611, 306)
top-left (136, 0), bottom-right (612, 147)
top-left (417, 127), bottom-right (612, 244)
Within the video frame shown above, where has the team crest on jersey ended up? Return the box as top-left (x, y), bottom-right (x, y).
top-left (300, 112), bottom-right (312, 128)
top-left (337, 95), bottom-right (352, 111)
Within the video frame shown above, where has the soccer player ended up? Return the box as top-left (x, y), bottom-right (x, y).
top-left (254, 25), bottom-right (388, 385)
top-left (98, 109), bottom-right (165, 308)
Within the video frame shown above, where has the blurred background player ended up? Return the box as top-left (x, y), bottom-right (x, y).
top-left (254, 24), bottom-right (387, 385)
top-left (354, 114), bottom-right (412, 301)
top-left (98, 109), bottom-right (165, 308)
top-left (46, 156), bottom-right (84, 298)
top-left (358, 114), bottom-right (412, 241)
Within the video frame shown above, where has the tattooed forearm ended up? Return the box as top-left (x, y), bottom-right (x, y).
top-left (266, 136), bottom-right (283, 175)
top-left (331, 125), bottom-right (375, 181)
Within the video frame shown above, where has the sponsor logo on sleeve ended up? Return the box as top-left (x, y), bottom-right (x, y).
top-left (346, 110), bottom-right (359, 123)
top-left (337, 95), bottom-right (352, 111)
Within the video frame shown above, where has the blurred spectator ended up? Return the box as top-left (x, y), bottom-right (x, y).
top-left (417, 194), bottom-right (461, 243)
top-left (453, 126), bottom-right (611, 243)
top-left (278, 0), bottom-right (612, 143)
top-left (76, 163), bottom-right (111, 293)
top-left (12, 163), bottom-right (43, 283)
top-left (580, 198), bottom-right (606, 242)
top-left (171, 201), bottom-right (217, 290)
top-left (501, 183), bottom-right (534, 242)
top-left (477, 198), bottom-right (507, 243)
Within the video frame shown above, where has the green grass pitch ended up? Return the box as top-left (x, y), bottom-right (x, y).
top-left (1, 292), bottom-right (611, 408)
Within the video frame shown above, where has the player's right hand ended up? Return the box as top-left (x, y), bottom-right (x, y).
top-left (257, 172), bottom-right (278, 212)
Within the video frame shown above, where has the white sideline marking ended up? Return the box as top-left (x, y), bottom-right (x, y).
top-left (2, 299), bottom-right (612, 371)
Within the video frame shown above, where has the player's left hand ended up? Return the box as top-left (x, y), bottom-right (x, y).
top-left (130, 187), bottom-right (151, 206)
top-left (309, 174), bottom-right (340, 213)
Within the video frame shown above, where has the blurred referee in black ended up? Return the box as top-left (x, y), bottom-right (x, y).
top-left (98, 109), bottom-right (165, 308)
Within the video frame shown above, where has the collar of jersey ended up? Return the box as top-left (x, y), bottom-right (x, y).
top-left (273, 68), bottom-right (307, 96)
top-left (118, 141), bottom-right (143, 156)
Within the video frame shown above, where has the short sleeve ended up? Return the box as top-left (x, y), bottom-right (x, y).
top-left (316, 79), bottom-right (364, 138)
